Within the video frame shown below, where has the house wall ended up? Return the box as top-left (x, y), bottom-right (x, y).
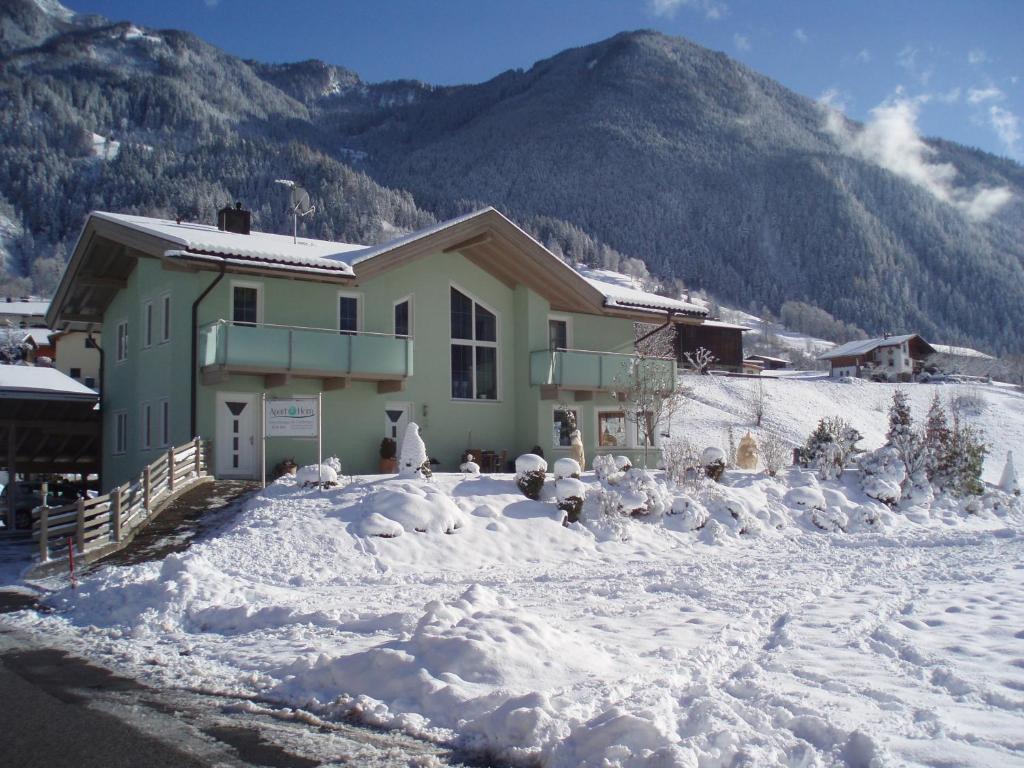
top-left (676, 325), bottom-right (743, 370)
top-left (101, 247), bottom-right (657, 486)
top-left (53, 331), bottom-right (101, 389)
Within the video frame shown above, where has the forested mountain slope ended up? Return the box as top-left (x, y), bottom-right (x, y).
top-left (1, 1), bottom-right (1022, 354)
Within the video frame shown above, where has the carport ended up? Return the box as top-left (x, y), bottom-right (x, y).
top-left (0, 366), bottom-right (100, 531)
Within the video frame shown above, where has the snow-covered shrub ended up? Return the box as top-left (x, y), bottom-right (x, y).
top-left (398, 423), bottom-right (431, 478)
top-left (858, 446), bottom-right (906, 507)
top-left (594, 469), bottom-right (671, 517)
top-left (707, 495), bottom-right (760, 535)
top-left (324, 456), bottom-right (342, 475)
top-left (799, 416), bottom-right (862, 480)
top-left (514, 454), bottom-right (547, 500)
top-left (701, 447), bottom-right (726, 482)
top-left (354, 486), bottom-right (467, 536)
top-left (555, 478), bottom-right (587, 523)
top-left (553, 457), bottom-right (581, 480)
top-left (783, 486), bottom-right (826, 512)
top-left (459, 454), bottom-right (481, 474)
top-left (614, 455), bottom-right (632, 472)
top-left (945, 420), bottom-right (988, 496)
top-left (592, 454), bottom-right (618, 481)
top-left (810, 506), bottom-right (848, 533)
top-left (295, 463), bottom-right (339, 487)
top-left (886, 390), bottom-right (926, 488)
top-left (758, 429), bottom-right (789, 477)
top-left (660, 438), bottom-right (702, 487)
top-left (668, 495), bottom-right (709, 531)
top-left (924, 393), bottom-right (953, 490)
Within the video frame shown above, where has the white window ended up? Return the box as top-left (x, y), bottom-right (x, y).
top-left (450, 286), bottom-right (498, 400)
top-left (231, 281), bottom-right (262, 326)
top-left (338, 290), bottom-right (362, 334)
top-left (142, 300), bottom-right (153, 349)
top-left (159, 399), bottom-right (170, 447)
top-left (140, 402), bottom-right (152, 450)
top-left (553, 408), bottom-right (578, 447)
top-left (114, 410), bottom-right (128, 455)
top-left (160, 293), bottom-right (171, 343)
top-left (116, 320), bottom-right (129, 362)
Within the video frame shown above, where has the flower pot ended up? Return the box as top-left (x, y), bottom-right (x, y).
top-left (379, 457), bottom-right (398, 474)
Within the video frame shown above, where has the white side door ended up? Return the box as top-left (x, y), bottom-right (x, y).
top-left (216, 393), bottom-right (258, 478)
top-left (384, 402), bottom-right (413, 454)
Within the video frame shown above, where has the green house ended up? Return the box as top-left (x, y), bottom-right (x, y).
top-left (46, 207), bottom-right (705, 487)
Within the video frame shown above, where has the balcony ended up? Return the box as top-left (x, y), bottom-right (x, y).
top-left (530, 348), bottom-right (675, 400)
top-left (199, 320), bottom-right (413, 392)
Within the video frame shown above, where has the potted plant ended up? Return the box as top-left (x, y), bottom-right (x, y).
top-left (379, 437), bottom-right (398, 473)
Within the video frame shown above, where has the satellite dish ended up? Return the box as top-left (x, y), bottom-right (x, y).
top-left (274, 178), bottom-right (316, 242)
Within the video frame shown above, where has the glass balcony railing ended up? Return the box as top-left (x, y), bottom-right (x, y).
top-left (199, 320), bottom-right (413, 379)
top-left (529, 348), bottom-right (675, 391)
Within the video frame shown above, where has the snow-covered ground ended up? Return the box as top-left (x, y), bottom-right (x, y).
top-left (5, 377), bottom-right (1023, 767)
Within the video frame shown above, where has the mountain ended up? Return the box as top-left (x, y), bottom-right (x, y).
top-left (1, 2), bottom-right (1022, 355)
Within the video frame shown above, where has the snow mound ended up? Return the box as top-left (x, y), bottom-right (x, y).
top-left (783, 486), bottom-right (826, 511)
top-left (274, 585), bottom-right (612, 729)
top-left (553, 457), bottom-right (581, 479)
top-left (352, 486), bottom-right (467, 536)
top-left (295, 463), bottom-right (338, 486)
top-left (515, 453), bottom-right (547, 474)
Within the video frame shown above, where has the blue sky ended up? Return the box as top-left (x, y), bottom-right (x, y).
top-left (70, 0), bottom-right (1022, 162)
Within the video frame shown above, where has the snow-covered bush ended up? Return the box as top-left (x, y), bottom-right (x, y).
top-left (460, 454), bottom-right (481, 474)
top-left (810, 506), bottom-right (848, 533)
top-left (758, 429), bottom-right (789, 477)
top-left (354, 486), bottom-right (467, 537)
top-left (614, 455), bottom-right (632, 472)
top-left (553, 457), bottom-right (581, 480)
top-left (555, 478), bottom-right (587, 523)
top-left (668, 495), bottom-right (709, 531)
top-left (661, 438), bottom-right (703, 489)
top-left (324, 456), bottom-right (342, 475)
top-left (594, 468), bottom-right (671, 517)
top-left (858, 446), bottom-right (906, 507)
top-left (515, 454), bottom-right (547, 500)
top-left (783, 486), bottom-right (826, 512)
top-left (399, 422), bottom-right (431, 478)
top-left (295, 463), bottom-right (339, 487)
top-left (592, 454), bottom-right (618, 481)
top-left (799, 416), bottom-right (862, 480)
top-left (701, 446), bottom-right (726, 482)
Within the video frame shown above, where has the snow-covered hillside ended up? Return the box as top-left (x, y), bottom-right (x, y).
top-left (678, 376), bottom-right (1022, 484)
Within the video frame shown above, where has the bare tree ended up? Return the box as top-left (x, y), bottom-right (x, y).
top-left (0, 320), bottom-right (27, 364)
top-left (749, 379), bottom-right (767, 426)
top-left (614, 350), bottom-right (690, 468)
top-left (683, 347), bottom-right (716, 375)
top-left (759, 428), bottom-right (789, 477)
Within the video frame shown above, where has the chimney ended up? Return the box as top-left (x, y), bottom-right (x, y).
top-left (217, 202), bottom-right (251, 235)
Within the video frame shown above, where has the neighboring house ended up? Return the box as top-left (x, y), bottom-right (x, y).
top-left (46, 207), bottom-right (706, 488)
top-left (50, 330), bottom-right (102, 390)
top-left (675, 319), bottom-right (750, 372)
top-left (744, 353), bottom-right (790, 371)
top-left (20, 328), bottom-right (55, 363)
top-left (818, 334), bottom-right (936, 381)
top-left (0, 298), bottom-right (49, 328)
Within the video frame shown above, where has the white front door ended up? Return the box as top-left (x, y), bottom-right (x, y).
top-left (384, 402), bottom-right (413, 454)
top-left (216, 393), bottom-right (258, 478)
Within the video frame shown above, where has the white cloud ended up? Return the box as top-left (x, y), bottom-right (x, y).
top-left (967, 48), bottom-right (989, 66)
top-left (897, 44), bottom-right (933, 85)
top-left (936, 87), bottom-right (961, 104)
top-left (855, 49), bottom-right (871, 64)
top-left (649, 0), bottom-right (727, 20)
top-left (820, 95), bottom-right (1012, 221)
top-left (793, 28), bottom-right (808, 44)
top-left (733, 33), bottom-right (751, 52)
top-left (989, 105), bottom-right (1022, 158)
top-left (967, 86), bottom-right (1004, 104)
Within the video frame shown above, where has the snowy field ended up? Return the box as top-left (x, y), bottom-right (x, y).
top-left (5, 377), bottom-right (1024, 767)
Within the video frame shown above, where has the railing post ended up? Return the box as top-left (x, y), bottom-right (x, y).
top-left (111, 487), bottom-right (121, 542)
top-left (38, 482), bottom-right (49, 562)
top-left (168, 447), bottom-right (176, 492)
top-left (143, 465), bottom-right (151, 510)
top-left (194, 437), bottom-right (201, 476)
top-left (75, 498), bottom-right (85, 553)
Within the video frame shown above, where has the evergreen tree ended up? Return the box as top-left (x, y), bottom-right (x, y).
top-left (886, 390), bottom-right (926, 482)
top-left (945, 411), bottom-right (988, 496)
top-left (924, 392), bottom-right (952, 490)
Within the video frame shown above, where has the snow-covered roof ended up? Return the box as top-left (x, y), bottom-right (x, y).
top-left (701, 319), bottom-right (752, 331)
top-left (93, 212), bottom-right (360, 276)
top-left (0, 365), bottom-right (98, 400)
top-left (21, 328), bottom-right (54, 346)
top-left (576, 267), bottom-right (706, 317)
top-left (346, 208), bottom-right (497, 265)
top-left (746, 354), bottom-right (791, 364)
top-left (818, 334), bottom-right (921, 361)
top-left (930, 344), bottom-right (994, 360)
top-left (0, 300), bottom-right (49, 317)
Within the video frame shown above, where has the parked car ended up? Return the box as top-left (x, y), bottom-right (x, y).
top-left (0, 482), bottom-right (85, 530)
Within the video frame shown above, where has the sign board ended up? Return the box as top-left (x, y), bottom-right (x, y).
top-left (265, 397), bottom-right (319, 437)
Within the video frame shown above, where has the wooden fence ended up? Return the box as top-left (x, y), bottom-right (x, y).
top-left (32, 437), bottom-right (211, 565)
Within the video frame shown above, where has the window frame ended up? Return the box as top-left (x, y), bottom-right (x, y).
top-left (160, 292), bottom-right (172, 343)
top-left (337, 289), bottom-right (363, 334)
top-left (113, 410), bottom-right (128, 455)
top-left (393, 295), bottom-right (413, 338)
top-left (596, 408), bottom-right (628, 448)
top-left (142, 299), bottom-right (153, 349)
top-left (115, 320), bottom-right (129, 363)
top-left (448, 283), bottom-right (500, 402)
top-left (159, 398), bottom-right (170, 447)
top-left (230, 280), bottom-right (263, 326)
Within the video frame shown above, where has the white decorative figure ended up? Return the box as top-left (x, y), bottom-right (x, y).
top-left (736, 432), bottom-right (758, 470)
top-left (569, 429), bottom-right (586, 471)
top-left (399, 422), bottom-right (429, 477)
top-left (460, 453), bottom-right (481, 474)
top-left (1000, 451), bottom-right (1019, 495)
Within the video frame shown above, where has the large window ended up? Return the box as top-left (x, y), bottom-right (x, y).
top-left (450, 287), bottom-right (497, 400)
top-left (232, 284), bottom-right (260, 326)
top-left (338, 293), bottom-right (360, 334)
top-left (548, 318), bottom-right (568, 350)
